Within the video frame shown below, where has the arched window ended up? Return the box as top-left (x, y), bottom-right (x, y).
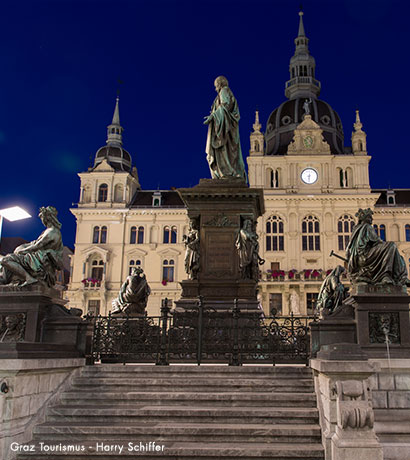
top-left (254, 142), bottom-right (259, 152)
top-left (266, 216), bottom-right (284, 251)
top-left (162, 259), bottom-right (175, 282)
top-left (92, 226), bottom-right (100, 244)
top-left (100, 226), bottom-right (107, 244)
top-left (270, 169), bottom-right (279, 188)
top-left (302, 215), bottom-right (320, 251)
top-left (93, 226), bottom-right (107, 243)
top-left (163, 226), bottom-right (170, 243)
top-left (137, 226), bottom-right (144, 244)
top-left (338, 215), bottom-right (355, 250)
top-left (358, 141), bottom-right (363, 151)
top-left (98, 184), bottom-right (108, 202)
top-left (406, 224), bottom-right (410, 242)
top-left (129, 259), bottom-right (141, 275)
top-left (374, 224), bottom-right (386, 241)
top-left (339, 169), bottom-right (348, 188)
top-left (171, 226), bottom-right (177, 243)
top-left (130, 226), bottom-right (137, 244)
top-left (91, 260), bottom-right (104, 280)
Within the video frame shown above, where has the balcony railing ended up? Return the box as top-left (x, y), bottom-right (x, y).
top-left (285, 76), bottom-right (321, 89)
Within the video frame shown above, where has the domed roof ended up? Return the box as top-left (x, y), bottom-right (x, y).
top-left (94, 144), bottom-right (132, 172)
top-left (265, 98), bottom-right (345, 155)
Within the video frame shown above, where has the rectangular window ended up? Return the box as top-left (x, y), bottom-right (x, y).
top-left (302, 235), bottom-right (307, 251)
top-left (88, 300), bottom-right (100, 316)
top-left (269, 293), bottom-right (282, 316)
top-left (338, 235), bottom-right (344, 251)
top-left (306, 293), bottom-right (318, 315)
top-left (266, 236), bottom-right (271, 251)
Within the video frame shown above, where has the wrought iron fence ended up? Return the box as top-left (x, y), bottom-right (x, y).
top-left (86, 298), bottom-right (318, 365)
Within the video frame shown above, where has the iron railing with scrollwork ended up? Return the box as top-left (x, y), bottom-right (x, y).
top-left (87, 299), bottom-right (318, 365)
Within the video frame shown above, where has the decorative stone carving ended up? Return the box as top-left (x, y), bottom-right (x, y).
top-left (203, 213), bottom-right (237, 227)
top-left (289, 290), bottom-right (300, 315)
top-left (333, 380), bottom-right (374, 430)
top-left (369, 312), bottom-right (400, 344)
top-left (287, 115), bottom-right (331, 155)
top-left (0, 314), bottom-right (26, 342)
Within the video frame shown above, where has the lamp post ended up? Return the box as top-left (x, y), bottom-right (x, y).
top-left (0, 206), bottom-right (32, 248)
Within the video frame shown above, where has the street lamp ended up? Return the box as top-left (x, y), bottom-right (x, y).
top-left (0, 206), bottom-right (32, 245)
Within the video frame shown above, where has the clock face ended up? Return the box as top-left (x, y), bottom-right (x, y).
top-left (303, 135), bottom-right (314, 149)
top-left (301, 168), bottom-right (318, 184)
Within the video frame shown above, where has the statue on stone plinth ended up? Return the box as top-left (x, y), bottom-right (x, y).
top-left (204, 76), bottom-right (246, 181)
top-left (235, 218), bottom-right (264, 281)
top-left (346, 208), bottom-right (409, 286)
top-left (0, 314), bottom-right (25, 342)
top-left (183, 218), bottom-right (200, 280)
top-left (316, 266), bottom-right (349, 316)
top-left (0, 206), bottom-right (63, 287)
top-left (111, 267), bottom-right (151, 316)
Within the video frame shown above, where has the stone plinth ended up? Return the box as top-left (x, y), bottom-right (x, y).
top-left (176, 178), bottom-right (264, 311)
top-left (352, 284), bottom-right (410, 359)
top-left (310, 302), bottom-right (357, 358)
top-left (0, 285), bottom-right (91, 359)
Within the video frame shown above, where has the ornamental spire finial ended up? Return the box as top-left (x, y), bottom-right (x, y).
top-left (106, 96), bottom-right (123, 145)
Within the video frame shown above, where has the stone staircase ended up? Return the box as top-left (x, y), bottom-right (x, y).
top-left (18, 365), bottom-right (324, 459)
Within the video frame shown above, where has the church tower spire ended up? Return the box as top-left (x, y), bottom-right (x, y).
top-left (106, 96), bottom-right (123, 146)
top-left (285, 10), bottom-right (321, 100)
top-left (351, 109), bottom-right (367, 155)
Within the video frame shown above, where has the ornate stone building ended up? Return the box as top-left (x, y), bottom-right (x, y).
top-left (66, 12), bottom-right (410, 316)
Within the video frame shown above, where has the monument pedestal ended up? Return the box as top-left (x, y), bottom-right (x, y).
top-left (310, 301), bottom-right (357, 358)
top-left (352, 284), bottom-right (410, 358)
top-left (0, 285), bottom-right (91, 358)
top-left (175, 178), bottom-right (264, 312)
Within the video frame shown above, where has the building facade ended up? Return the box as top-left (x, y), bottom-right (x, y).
top-left (66, 12), bottom-right (410, 317)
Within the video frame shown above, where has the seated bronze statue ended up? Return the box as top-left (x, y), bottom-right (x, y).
top-left (316, 265), bottom-right (349, 316)
top-left (0, 206), bottom-right (63, 288)
top-left (111, 267), bottom-right (151, 316)
top-left (346, 208), bottom-right (409, 286)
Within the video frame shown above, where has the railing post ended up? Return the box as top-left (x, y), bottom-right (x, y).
top-left (157, 298), bottom-right (170, 365)
top-left (196, 296), bottom-right (204, 366)
top-left (230, 298), bottom-right (241, 366)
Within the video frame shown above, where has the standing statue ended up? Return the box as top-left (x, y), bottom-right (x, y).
top-left (346, 208), bottom-right (409, 286)
top-left (316, 266), bottom-right (349, 316)
top-left (303, 98), bottom-right (312, 115)
top-left (111, 267), bottom-right (151, 316)
top-left (183, 219), bottom-right (200, 280)
top-left (204, 76), bottom-right (246, 181)
top-left (0, 206), bottom-right (63, 287)
top-left (235, 218), bottom-right (264, 281)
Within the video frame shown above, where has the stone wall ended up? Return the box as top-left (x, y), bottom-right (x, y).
top-left (0, 358), bottom-right (85, 460)
top-left (369, 358), bottom-right (410, 460)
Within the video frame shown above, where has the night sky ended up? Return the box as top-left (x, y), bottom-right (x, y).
top-left (0, 0), bottom-right (408, 248)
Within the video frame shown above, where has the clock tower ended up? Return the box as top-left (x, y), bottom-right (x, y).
top-left (247, 10), bottom-right (376, 317)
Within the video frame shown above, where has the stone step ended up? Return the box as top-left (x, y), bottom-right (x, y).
top-left (59, 391), bottom-right (317, 407)
top-left (71, 377), bottom-right (314, 392)
top-left (18, 441), bottom-right (325, 459)
top-left (32, 421), bottom-right (321, 443)
top-left (82, 365), bottom-right (312, 377)
top-left (45, 405), bottom-right (319, 424)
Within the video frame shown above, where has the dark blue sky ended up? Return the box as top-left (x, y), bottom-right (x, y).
top-left (0, 0), bottom-right (408, 248)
